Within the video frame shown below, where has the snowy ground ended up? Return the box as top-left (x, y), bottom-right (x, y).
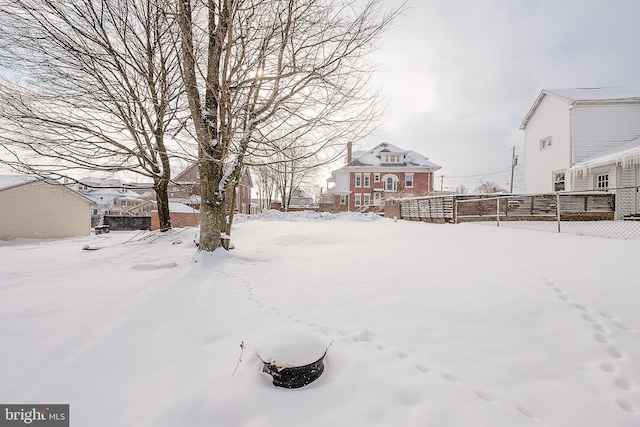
top-left (1, 211), bottom-right (640, 426)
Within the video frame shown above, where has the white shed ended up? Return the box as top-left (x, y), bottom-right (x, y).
top-left (0, 175), bottom-right (92, 240)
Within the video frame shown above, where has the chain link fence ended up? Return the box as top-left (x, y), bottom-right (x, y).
top-left (394, 187), bottom-right (640, 239)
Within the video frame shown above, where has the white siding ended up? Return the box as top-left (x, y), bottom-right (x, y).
top-left (333, 169), bottom-right (351, 195)
top-left (524, 94), bottom-right (572, 193)
top-left (0, 181), bottom-right (91, 240)
top-left (617, 166), bottom-right (637, 217)
top-left (572, 103), bottom-right (640, 163)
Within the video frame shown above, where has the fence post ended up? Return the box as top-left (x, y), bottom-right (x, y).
top-left (453, 197), bottom-right (458, 224)
top-left (496, 198), bottom-right (500, 227)
top-left (556, 192), bottom-right (561, 233)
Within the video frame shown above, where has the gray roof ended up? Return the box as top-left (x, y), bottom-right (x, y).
top-left (345, 142), bottom-right (441, 170)
top-left (0, 174), bottom-right (94, 203)
top-left (0, 175), bottom-right (38, 191)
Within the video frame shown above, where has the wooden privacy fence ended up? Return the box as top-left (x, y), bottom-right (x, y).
top-left (393, 191), bottom-right (620, 224)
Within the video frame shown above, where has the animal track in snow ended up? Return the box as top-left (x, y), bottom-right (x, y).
top-left (608, 346), bottom-right (623, 359)
top-left (474, 390), bottom-right (493, 402)
top-left (536, 275), bottom-right (640, 417)
top-left (614, 377), bottom-right (632, 391)
top-left (442, 373), bottom-right (458, 383)
top-left (594, 333), bottom-right (609, 344)
top-left (600, 362), bottom-right (615, 373)
top-left (415, 364), bottom-right (429, 373)
top-left (225, 267), bottom-right (537, 422)
top-left (616, 399), bottom-right (635, 413)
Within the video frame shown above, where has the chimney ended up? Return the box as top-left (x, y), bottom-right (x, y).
top-left (347, 142), bottom-right (352, 163)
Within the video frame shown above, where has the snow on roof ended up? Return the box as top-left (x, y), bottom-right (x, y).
top-left (568, 137), bottom-right (640, 177)
top-left (168, 202), bottom-right (199, 213)
top-left (346, 142), bottom-right (441, 169)
top-left (0, 175), bottom-right (38, 191)
top-left (520, 86), bottom-right (640, 129)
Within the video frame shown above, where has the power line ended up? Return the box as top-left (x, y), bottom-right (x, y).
top-left (435, 167), bottom-right (514, 179)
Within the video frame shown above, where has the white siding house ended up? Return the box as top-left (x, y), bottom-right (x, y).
top-left (520, 87), bottom-right (640, 196)
top-left (0, 176), bottom-right (92, 240)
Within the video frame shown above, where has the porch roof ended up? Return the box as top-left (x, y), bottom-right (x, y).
top-left (568, 137), bottom-right (640, 177)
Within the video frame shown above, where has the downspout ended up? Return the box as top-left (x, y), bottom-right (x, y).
top-left (569, 105), bottom-right (574, 191)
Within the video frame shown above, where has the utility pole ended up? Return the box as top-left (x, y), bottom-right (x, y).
top-left (510, 146), bottom-right (516, 193)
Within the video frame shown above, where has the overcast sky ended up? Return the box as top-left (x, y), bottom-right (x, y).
top-left (2, 1), bottom-right (639, 195)
top-left (361, 0), bottom-right (640, 192)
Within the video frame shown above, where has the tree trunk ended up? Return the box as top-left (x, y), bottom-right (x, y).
top-left (224, 185), bottom-right (237, 250)
top-left (198, 159), bottom-right (226, 251)
top-left (154, 176), bottom-right (172, 231)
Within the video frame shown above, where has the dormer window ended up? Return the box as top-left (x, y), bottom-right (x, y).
top-left (383, 154), bottom-right (404, 163)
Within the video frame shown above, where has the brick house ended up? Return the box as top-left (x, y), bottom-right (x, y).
top-left (329, 142), bottom-right (441, 212)
top-left (169, 164), bottom-right (255, 214)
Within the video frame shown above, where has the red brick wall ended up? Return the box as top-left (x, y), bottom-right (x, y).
top-left (151, 211), bottom-right (201, 230)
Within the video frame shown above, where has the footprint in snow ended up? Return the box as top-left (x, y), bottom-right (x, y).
top-left (600, 362), bottom-right (615, 373)
top-left (616, 399), bottom-right (635, 413)
top-left (614, 377), bottom-right (632, 391)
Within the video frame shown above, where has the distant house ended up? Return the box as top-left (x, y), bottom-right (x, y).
top-left (0, 175), bottom-right (92, 240)
top-left (70, 178), bottom-right (148, 225)
top-left (288, 188), bottom-right (314, 208)
top-left (170, 164), bottom-right (255, 214)
top-left (520, 87), bottom-right (640, 196)
top-left (328, 142), bottom-right (441, 212)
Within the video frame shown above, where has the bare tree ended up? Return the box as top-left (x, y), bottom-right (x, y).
top-left (0, 0), bottom-right (189, 230)
top-left (175, 0), bottom-right (400, 251)
top-left (455, 184), bottom-right (469, 194)
top-left (252, 164), bottom-right (277, 211)
top-left (474, 180), bottom-right (505, 194)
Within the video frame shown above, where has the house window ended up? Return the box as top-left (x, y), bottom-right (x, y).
top-left (596, 173), bottom-right (609, 190)
top-left (364, 174), bottom-right (370, 187)
top-left (383, 176), bottom-right (397, 191)
top-left (405, 174), bottom-right (414, 188)
top-left (364, 194), bottom-right (370, 205)
top-left (553, 171), bottom-right (565, 192)
top-left (540, 136), bottom-right (552, 150)
top-left (354, 194), bottom-right (362, 206)
top-left (355, 174), bottom-right (362, 187)
top-left (340, 195), bottom-right (346, 205)
top-left (374, 173), bottom-right (380, 182)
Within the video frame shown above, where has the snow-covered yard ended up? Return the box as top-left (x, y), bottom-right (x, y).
top-left (1, 211), bottom-right (640, 426)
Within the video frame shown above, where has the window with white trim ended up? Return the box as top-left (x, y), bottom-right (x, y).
top-left (553, 171), bottom-right (565, 192)
top-left (596, 173), bottom-right (609, 190)
top-left (405, 173), bottom-right (414, 188)
top-left (340, 195), bottom-right (346, 205)
top-left (384, 176), bottom-right (397, 191)
top-left (374, 173), bottom-right (380, 182)
top-left (354, 194), bottom-right (362, 206)
top-left (364, 194), bottom-right (370, 205)
top-left (540, 136), bottom-right (552, 150)
top-left (364, 174), bottom-right (370, 187)
top-left (355, 174), bottom-right (362, 187)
